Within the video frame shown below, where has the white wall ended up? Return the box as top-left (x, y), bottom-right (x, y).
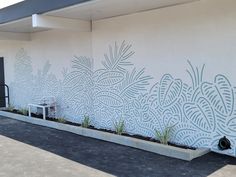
top-left (1, 29), bottom-right (92, 83)
top-left (0, 0), bottom-right (236, 156)
top-left (92, 0), bottom-right (236, 85)
top-left (90, 0), bottom-right (236, 156)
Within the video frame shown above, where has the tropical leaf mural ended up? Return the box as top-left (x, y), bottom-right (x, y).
top-left (11, 41), bottom-right (236, 156)
top-left (102, 41), bottom-right (134, 72)
top-left (96, 71), bottom-right (124, 86)
top-left (183, 97), bottom-right (215, 133)
top-left (11, 49), bottom-right (34, 108)
top-left (159, 74), bottom-right (182, 107)
top-left (201, 74), bottom-right (234, 117)
top-left (119, 68), bottom-right (152, 100)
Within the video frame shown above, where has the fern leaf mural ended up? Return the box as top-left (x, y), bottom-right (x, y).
top-left (119, 68), bottom-right (152, 100)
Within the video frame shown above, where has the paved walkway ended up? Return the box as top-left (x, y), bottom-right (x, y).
top-left (0, 116), bottom-right (236, 177)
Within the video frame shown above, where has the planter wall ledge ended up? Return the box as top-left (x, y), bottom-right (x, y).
top-left (0, 111), bottom-right (210, 161)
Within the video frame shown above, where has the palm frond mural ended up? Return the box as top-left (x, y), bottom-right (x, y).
top-left (119, 68), bottom-right (152, 100)
top-left (11, 42), bottom-right (236, 156)
top-left (62, 56), bottom-right (94, 122)
top-left (102, 41), bottom-right (134, 72)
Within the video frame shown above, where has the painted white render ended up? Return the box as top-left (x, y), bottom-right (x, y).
top-left (0, 0), bottom-right (236, 156)
top-left (92, 0), bottom-right (236, 85)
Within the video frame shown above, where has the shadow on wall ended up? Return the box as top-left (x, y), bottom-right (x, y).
top-left (10, 41), bottom-right (236, 156)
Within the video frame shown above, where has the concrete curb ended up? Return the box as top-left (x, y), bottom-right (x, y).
top-left (0, 111), bottom-right (210, 161)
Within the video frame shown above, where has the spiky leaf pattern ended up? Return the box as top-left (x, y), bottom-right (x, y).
top-left (102, 41), bottom-right (134, 72)
top-left (119, 68), bottom-right (152, 99)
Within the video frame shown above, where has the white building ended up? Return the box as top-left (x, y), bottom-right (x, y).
top-left (0, 0), bottom-right (235, 157)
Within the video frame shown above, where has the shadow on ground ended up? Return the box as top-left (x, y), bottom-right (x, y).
top-left (0, 116), bottom-right (235, 177)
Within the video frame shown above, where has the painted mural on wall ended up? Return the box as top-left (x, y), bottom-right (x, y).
top-left (11, 42), bottom-right (236, 156)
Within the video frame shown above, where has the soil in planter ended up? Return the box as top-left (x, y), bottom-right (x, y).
top-left (2, 109), bottom-right (196, 150)
top-left (4, 109), bottom-right (28, 116)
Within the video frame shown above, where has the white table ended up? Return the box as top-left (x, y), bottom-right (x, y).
top-left (28, 103), bottom-right (53, 120)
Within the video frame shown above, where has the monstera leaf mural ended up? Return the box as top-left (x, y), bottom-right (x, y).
top-left (159, 74), bottom-right (182, 108)
top-left (183, 97), bottom-right (215, 133)
top-left (201, 74), bottom-right (234, 117)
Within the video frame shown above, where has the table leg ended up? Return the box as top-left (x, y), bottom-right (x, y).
top-left (43, 107), bottom-right (46, 120)
top-left (28, 106), bottom-right (31, 118)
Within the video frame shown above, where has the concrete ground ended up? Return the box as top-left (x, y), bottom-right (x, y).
top-left (0, 117), bottom-right (235, 177)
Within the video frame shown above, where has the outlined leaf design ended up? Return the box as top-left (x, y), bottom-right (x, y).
top-left (12, 45), bottom-right (236, 157)
top-left (227, 117), bottom-right (236, 132)
top-left (119, 68), bottom-right (152, 99)
top-left (94, 91), bottom-right (123, 107)
top-left (173, 123), bottom-right (196, 146)
top-left (96, 71), bottom-right (124, 86)
top-left (201, 74), bottom-right (234, 116)
top-left (102, 41), bottom-right (134, 72)
top-left (159, 74), bottom-right (182, 107)
top-left (64, 56), bottom-right (93, 87)
top-left (184, 133), bottom-right (211, 147)
top-left (183, 97), bottom-right (215, 133)
top-left (162, 109), bottom-right (180, 128)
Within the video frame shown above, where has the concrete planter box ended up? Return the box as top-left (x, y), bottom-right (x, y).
top-left (0, 111), bottom-right (210, 161)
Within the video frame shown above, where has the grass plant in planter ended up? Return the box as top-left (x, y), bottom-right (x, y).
top-left (57, 117), bottom-right (66, 123)
top-left (7, 105), bottom-right (15, 112)
top-left (19, 108), bottom-right (28, 116)
top-left (82, 116), bottom-right (90, 128)
top-left (114, 120), bottom-right (125, 135)
top-left (155, 125), bottom-right (174, 145)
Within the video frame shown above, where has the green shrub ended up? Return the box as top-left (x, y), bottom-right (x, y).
top-left (82, 116), bottom-right (90, 128)
top-left (57, 117), bottom-right (66, 123)
top-left (155, 125), bottom-right (174, 145)
top-left (19, 108), bottom-right (28, 116)
top-left (114, 120), bottom-right (125, 135)
top-left (7, 105), bottom-right (15, 112)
